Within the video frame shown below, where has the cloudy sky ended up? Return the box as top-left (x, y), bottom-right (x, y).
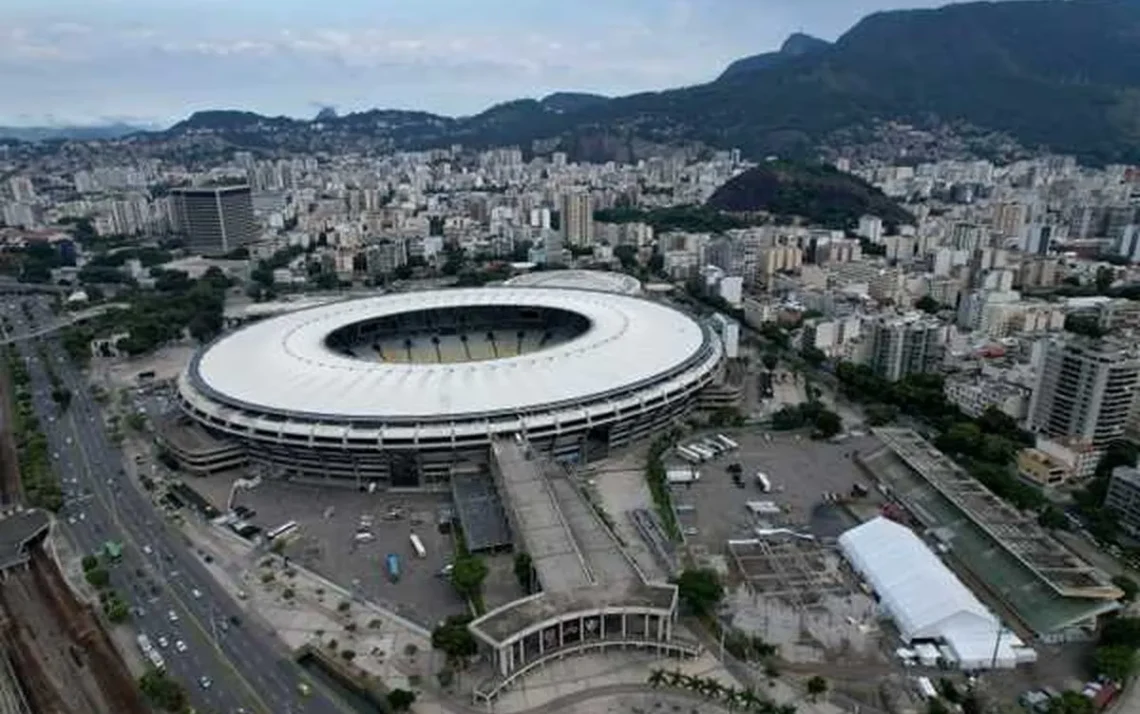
top-left (1, 0), bottom-right (962, 127)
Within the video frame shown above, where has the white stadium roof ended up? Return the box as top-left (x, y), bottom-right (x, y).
top-left (503, 270), bottom-right (642, 295)
top-left (839, 517), bottom-right (1029, 669)
top-left (190, 287), bottom-right (708, 420)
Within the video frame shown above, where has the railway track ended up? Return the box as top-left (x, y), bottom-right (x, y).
top-left (0, 547), bottom-right (149, 714)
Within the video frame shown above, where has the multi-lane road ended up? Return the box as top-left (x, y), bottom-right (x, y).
top-left (3, 298), bottom-right (354, 714)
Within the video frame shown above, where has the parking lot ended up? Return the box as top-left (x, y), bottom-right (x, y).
top-left (669, 430), bottom-right (883, 547)
top-left (195, 477), bottom-right (468, 627)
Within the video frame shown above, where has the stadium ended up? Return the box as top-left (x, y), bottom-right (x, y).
top-left (175, 287), bottom-right (723, 487)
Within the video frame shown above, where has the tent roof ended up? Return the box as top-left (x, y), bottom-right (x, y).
top-left (839, 518), bottom-right (997, 643)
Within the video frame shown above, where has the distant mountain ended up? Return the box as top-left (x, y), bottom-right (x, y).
top-left (0, 123), bottom-right (148, 142)
top-left (129, 0), bottom-right (1140, 165)
top-left (717, 33), bottom-right (831, 81)
top-left (707, 161), bottom-right (913, 229)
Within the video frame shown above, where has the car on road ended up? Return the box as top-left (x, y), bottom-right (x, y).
top-left (198, 676), bottom-right (212, 690)
top-left (174, 640), bottom-right (187, 653)
top-left (143, 545), bottom-right (153, 555)
top-left (191, 588), bottom-right (202, 599)
top-left (157, 635), bottom-right (169, 649)
top-left (167, 609), bottom-right (179, 623)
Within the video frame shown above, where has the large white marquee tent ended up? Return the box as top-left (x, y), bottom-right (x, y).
top-left (838, 517), bottom-right (1035, 669)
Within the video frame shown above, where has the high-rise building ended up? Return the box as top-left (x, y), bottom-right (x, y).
top-left (1028, 338), bottom-right (1140, 449)
top-left (1105, 466), bottom-right (1140, 536)
top-left (559, 192), bottom-right (593, 248)
top-left (171, 185), bottom-right (257, 255)
top-left (867, 315), bottom-right (945, 382)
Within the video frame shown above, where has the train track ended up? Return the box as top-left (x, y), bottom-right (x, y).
top-left (0, 547), bottom-right (149, 714)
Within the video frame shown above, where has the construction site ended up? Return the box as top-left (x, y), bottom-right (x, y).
top-left (0, 363), bottom-right (149, 714)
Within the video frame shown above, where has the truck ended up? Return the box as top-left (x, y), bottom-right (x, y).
top-left (755, 472), bottom-right (772, 493)
top-left (137, 633), bottom-right (153, 654)
top-left (386, 553), bottom-right (401, 583)
top-left (666, 468), bottom-right (700, 485)
top-left (409, 533), bottom-right (427, 558)
top-left (146, 649), bottom-right (166, 671)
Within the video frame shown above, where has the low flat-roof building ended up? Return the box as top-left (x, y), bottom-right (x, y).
top-left (468, 439), bottom-right (699, 702)
top-left (860, 428), bottom-right (1121, 642)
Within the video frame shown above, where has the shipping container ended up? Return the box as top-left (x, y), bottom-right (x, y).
top-left (386, 553), bottom-right (401, 582)
top-left (410, 533), bottom-right (427, 558)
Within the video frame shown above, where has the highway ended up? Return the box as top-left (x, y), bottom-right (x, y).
top-left (4, 297), bottom-right (354, 714)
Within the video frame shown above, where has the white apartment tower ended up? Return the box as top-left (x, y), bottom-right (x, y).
top-left (1028, 338), bottom-right (1140, 449)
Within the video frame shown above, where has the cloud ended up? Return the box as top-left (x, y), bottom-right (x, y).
top-left (0, 0), bottom-right (972, 125)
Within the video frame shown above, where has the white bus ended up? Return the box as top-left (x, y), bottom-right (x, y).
top-left (676, 446), bottom-right (704, 463)
top-left (266, 521), bottom-right (299, 541)
top-left (147, 649), bottom-right (166, 671)
top-left (716, 434), bottom-right (739, 450)
top-left (689, 445), bottom-right (715, 461)
top-left (409, 533), bottom-right (427, 558)
top-left (755, 472), bottom-right (771, 493)
top-left (700, 439), bottom-right (725, 455)
top-left (137, 633), bottom-right (154, 654)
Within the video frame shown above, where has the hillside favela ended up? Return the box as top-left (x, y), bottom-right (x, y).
top-left (2, 1), bottom-right (1140, 714)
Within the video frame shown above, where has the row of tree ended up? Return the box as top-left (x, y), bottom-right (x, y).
top-left (647, 668), bottom-right (802, 713)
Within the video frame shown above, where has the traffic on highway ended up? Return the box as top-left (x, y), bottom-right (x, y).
top-left (3, 297), bottom-right (353, 714)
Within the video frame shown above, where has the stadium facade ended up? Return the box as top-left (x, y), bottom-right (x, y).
top-left (175, 287), bottom-right (722, 487)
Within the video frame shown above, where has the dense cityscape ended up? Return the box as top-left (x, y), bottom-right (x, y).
top-left (2, 2), bottom-right (1140, 714)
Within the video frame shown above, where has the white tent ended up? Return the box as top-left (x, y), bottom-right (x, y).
top-left (839, 517), bottom-right (1026, 669)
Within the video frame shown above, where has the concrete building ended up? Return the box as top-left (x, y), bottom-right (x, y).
top-left (468, 440), bottom-right (698, 701)
top-left (943, 375), bottom-right (1029, 421)
top-left (1028, 338), bottom-right (1140, 450)
top-left (867, 315), bottom-right (946, 382)
top-left (559, 192), bottom-right (594, 248)
top-left (1105, 466), bottom-right (1140, 537)
top-left (171, 185), bottom-right (257, 255)
top-left (710, 313), bottom-right (740, 359)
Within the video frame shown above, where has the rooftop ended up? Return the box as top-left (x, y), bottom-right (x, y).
top-left (863, 429), bottom-right (1121, 636)
top-left (471, 439), bottom-right (675, 644)
top-left (190, 287), bottom-right (708, 421)
top-left (0, 509), bottom-right (50, 571)
top-left (874, 428), bottom-right (1114, 597)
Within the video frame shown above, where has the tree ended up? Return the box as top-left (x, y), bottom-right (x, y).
top-left (85, 567), bottom-right (110, 589)
top-left (1047, 691), bottom-right (1095, 714)
top-left (387, 688), bottom-right (417, 712)
top-left (138, 669), bottom-right (188, 712)
top-left (1099, 617), bottom-right (1140, 649)
top-left (674, 568), bottom-right (724, 616)
top-left (1112, 575), bottom-right (1139, 602)
top-left (812, 409), bottom-right (842, 439)
top-left (647, 669), bottom-right (667, 688)
top-left (513, 552), bottom-right (535, 594)
top-left (450, 554), bottom-right (489, 600)
top-left (864, 403), bottom-right (898, 426)
top-left (915, 295), bottom-right (942, 314)
top-left (1037, 505), bottom-right (1069, 531)
top-left (799, 347), bottom-right (827, 368)
top-left (81, 554), bottom-right (99, 572)
top-left (927, 699), bottom-right (951, 714)
top-left (762, 354), bottom-right (779, 371)
top-left (1094, 644), bottom-right (1137, 681)
top-left (431, 615), bottom-right (478, 666)
top-left (806, 675), bottom-right (828, 702)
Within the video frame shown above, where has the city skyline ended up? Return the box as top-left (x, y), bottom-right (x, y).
top-left (1, 0), bottom-right (967, 127)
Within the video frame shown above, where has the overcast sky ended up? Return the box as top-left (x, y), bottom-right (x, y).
top-left (0, 0), bottom-right (966, 127)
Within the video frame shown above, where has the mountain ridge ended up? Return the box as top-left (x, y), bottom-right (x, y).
top-left (27, 0), bottom-right (1140, 165)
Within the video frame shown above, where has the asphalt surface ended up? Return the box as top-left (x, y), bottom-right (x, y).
top-left (3, 298), bottom-right (357, 714)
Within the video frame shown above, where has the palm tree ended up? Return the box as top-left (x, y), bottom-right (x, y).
top-left (683, 675), bottom-right (703, 693)
top-left (459, 333), bottom-right (471, 360)
top-left (516, 329), bottom-right (525, 354)
top-left (666, 670), bottom-right (686, 688)
top-left (721, 685), bottom-right (739, 709)
top-left (647, 669), bottom-right (667, 688)
top-left (403, 338), bottom-right (413, 361)
top-left (738, 688), bottom-right (759, 712)
top-left (775, 705), bottom-right (797, 714)
top-left (486, 330), bottom-right (498, 358)
top-left (431, 335), bottom-right (441, 362)
top-left (806, 676), bottom-right (827, 703)
top-left (701, 678), bottom-right (723, 700)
